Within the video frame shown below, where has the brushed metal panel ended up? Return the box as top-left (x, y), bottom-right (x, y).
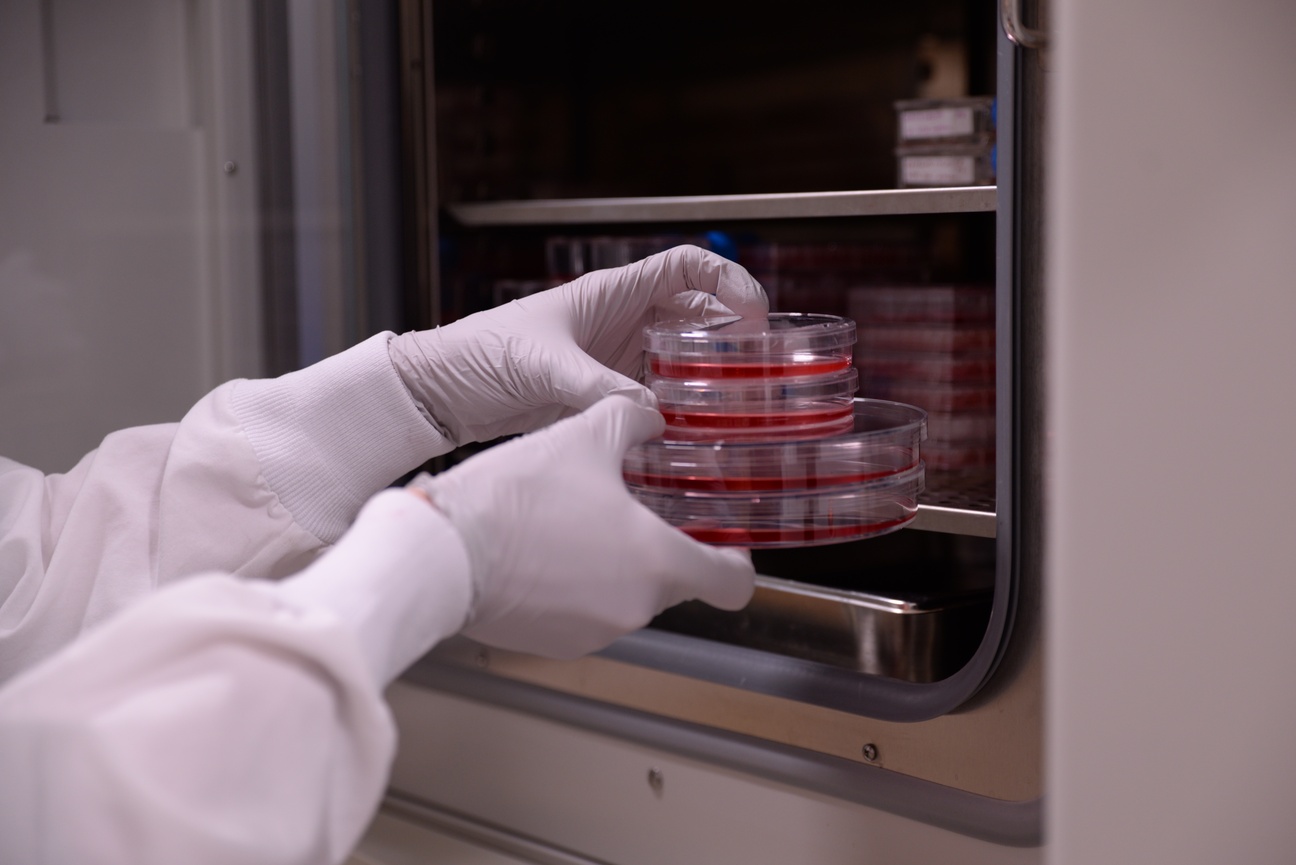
top-left (419, 618), bottom-right (1041, 803)
top-left (650, 575), bottom-right (992, 683)
top-left (385, 679), bottom-right (1043, 862)
top-left (447, 187), bottom-right (997, 226)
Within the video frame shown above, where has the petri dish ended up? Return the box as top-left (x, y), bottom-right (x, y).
top-left (629, 463), bottom-right (925, 548)
top-left (658, 412), bottom-right (858, 441)
top-left (645, 313), bottom-right (856, 379)
top-left (856, 351), bottom-right (995, 384)
top-left (650, 368), bottom-right (859, 439)
top-left (625, 399), bottom-right (927, 492)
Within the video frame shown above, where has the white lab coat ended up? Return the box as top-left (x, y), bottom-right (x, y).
top-left (0, 333), bottom-right (473, 865)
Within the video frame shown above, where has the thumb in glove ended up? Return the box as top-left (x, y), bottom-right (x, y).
top-left (409, 395), bottom-right (755, 660)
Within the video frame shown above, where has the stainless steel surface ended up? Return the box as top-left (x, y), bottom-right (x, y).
top-left (863, 744), bottom-right (879, 762)
top-left (1001, 0), bottom-right (1048, 49)
top-left (649, 574), bottom-right (992, 684)
top-left (912, 505), bottom-right (997, 538)
top-left (447, 187), bottom-right (997, 226)
top-left (407, 621), bottom-right (1043, 801)
top-left (914, 469), bottom-right (997, 537)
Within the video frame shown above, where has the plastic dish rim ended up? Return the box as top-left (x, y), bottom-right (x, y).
top-left (643, 312), bottom-right (857, 356)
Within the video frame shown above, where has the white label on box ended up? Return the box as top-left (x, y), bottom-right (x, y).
top-left (901, 156), bottom-right (976, 186)
top-left (900, 107), bottom-right (975, 140)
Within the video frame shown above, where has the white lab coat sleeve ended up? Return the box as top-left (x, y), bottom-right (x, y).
top-left (0, 331), bottom-right (450, 685)
top-left (0, 491), bottom-right (473, 865)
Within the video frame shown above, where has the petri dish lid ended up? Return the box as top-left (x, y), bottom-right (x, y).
top-left (645, 313), bottom-right (856, 368)
top-left (625, 398), bottom-right (927, 491)
top-left (629, 462), bottom-right (925, 548)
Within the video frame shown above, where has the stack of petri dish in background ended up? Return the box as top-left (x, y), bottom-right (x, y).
top-left (624, 314), bottom-right (928, 548)
top-left (848, 286), bottom-right (995, 471)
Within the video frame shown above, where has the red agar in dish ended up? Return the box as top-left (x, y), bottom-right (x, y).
top-left (649, 357), bottom-right (852, 379)
top-left (622, 465), bottom-right (918, 492)
top-left (680, 514), bottom-right (914, 545)
top-left (660, 406), bottom-right (854, 430)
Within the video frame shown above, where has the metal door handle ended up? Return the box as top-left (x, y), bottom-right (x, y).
top-left (1001, 0), bottom-right (1048, 49)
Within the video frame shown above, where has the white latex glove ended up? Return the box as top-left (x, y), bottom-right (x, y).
top-left (389, 244), bottom-right (768, 446)
top-left (407, 395), bottom-right (756, 660)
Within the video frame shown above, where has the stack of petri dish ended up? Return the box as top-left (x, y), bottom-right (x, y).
top-left (625, 314), bottom-right (927, 548)
top-left (849, 287), bottom-right (996, 470)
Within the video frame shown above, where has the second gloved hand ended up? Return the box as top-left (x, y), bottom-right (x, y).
top-left (389, 244), bottom-right (767, 446)
top-left (409, 396), bottom-right (756, 660)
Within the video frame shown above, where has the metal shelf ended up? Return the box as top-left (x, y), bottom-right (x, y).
top-left (912, 504), bottom-right (997, 538)
top-left (447, 186), bottom-right (997, 226)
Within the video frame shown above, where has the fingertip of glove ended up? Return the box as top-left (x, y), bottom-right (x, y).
top-left (588, 394), bottom-right (665, 448)
top-left (660, 290), bottom-right (736, 320)
top-left (704, 546), bottom-right (758, 610)
top-left (607, 379), bottom-right (659, 412)
top-left (716, 270), bottom-right (771, 319)
top-left (653, 527), bottom-right (756, 612)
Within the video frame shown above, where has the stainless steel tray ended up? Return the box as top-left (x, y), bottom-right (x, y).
top-left (650, 574), bottom-right (991, 683)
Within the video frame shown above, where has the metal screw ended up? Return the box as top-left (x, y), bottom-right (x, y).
top-left (475, 649), bottom-right (490, 669)
top-left (862, 743), bottom-right (879, 762)
top-left (223, 160), bottom-right (238, 175)
top-left (647, 767), bottom-right (664, 796)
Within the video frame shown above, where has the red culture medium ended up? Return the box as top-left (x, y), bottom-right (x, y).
top-left (649, 357), bottom-right (852, 379)
top-left (660, 405), bottom-right (855, 431)
top-left (622, 463), bottom-right (918, 492)
top-left (681, 514), bottom-right (915, 546)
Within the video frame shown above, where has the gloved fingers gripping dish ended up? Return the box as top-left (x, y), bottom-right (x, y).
top-left (655, 243), bottom-right (769, 319)
top-left (389, 321), bottom-right (653, 446)
top-left (655, 288), bottom-right (736, 322)
top-left (555, 244), bottom-right (770, 380)
top-left (389, 245), bottom-right (768, 448)
top-left (413, 395), bottom-right (756, 660)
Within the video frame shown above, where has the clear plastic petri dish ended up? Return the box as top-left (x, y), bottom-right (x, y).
top-left (624, 398), bottom-right (927, 491)
top-left (645, 313), bottom-right (856, 379)
top-left (650, 368), bottom-right (859, 439)
top-left (629, 463), bottom-right (925, 548)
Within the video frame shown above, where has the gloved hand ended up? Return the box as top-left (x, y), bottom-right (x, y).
top-left (407, 395), bottom-right (756, 660)
top-left (389, 244), bottom-right (768, 446)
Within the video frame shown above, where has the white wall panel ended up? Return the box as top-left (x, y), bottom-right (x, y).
top-left (1047, 0), bottom-right (1296, 862)
top-left (0, 0), bottom-right (259, 473)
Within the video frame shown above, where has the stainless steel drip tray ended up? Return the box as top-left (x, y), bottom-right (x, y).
top-left (649, 575), bottom-right (992, 684)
